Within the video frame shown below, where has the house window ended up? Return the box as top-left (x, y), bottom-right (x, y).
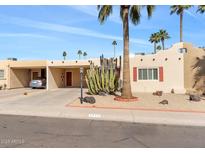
top-left (0, 70), bottom-right (5, 80)
top-left (138, 68), bottom-right (158, 80)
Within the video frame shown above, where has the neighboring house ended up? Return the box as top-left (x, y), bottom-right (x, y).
top-left (0, 42), bottom-right (204, 94)
top-left (0, 59), bottom-right (100, 90)
top-left (130, 42), bottom-right (205, 94)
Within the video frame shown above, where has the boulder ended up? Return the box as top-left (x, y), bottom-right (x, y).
top-left (159, 99), bottom-right (168, 105)
top-left (83, 96), bottom-right (96, 104)
top-left (153, 91), bottom-right (163, 96)
top-left (189, 94), bottom-right (201, 102)
top-left (98, 91), bottom-right (107, 96)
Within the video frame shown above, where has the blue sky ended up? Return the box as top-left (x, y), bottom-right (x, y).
top-left (0, 5), bottom-right (204, 60)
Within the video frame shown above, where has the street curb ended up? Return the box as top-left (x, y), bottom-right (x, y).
top-left (1, 106), bottom-right (205, 127)
top-left (66, 104), bottom-right (205, 114)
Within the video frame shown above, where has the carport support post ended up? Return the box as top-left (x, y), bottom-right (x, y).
top-left (80, 67), bottom-right (84, 104)
top-left (46, 66), bottom-right (49, 91)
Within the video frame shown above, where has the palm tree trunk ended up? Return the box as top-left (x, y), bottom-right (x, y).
top-left (121, 6), bottom-right (133, 99)
top-left (154, 42), bottom-right (156, 53)
top-left (162, 40), bottom-right (165, 50)
top-left (180, 13), bottom-right (183, 42)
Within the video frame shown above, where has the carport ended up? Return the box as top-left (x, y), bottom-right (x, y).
top-left (8, 60), bottom-right (47, 89)
top-left (47, 66), bottom-right (89, 90)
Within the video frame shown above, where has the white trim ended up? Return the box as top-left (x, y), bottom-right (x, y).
top-left (137, 67), bottom-right (159, 81)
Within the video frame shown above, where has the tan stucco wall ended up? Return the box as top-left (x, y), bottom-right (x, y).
top-left (9, 60), bottom-right (47, 68)
top-left (47, 59), bottom-right (100, 67)
top-left (130, 43), bottom-right (185, 93)
top-left (0, 61), bottom-right (9, 89)
top-left (47, 67), bottom-right (88, 89)
top-left (183, 43), bottom-right (205, 93)
top-left (10, 68), bottom-right (31, 89)
top-left (47, 67), bottom-right (65, 89)
top-left (65, 68), bottom-right (88, 88)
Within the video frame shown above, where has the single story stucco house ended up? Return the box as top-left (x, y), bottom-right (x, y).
top-left (0, 42), bottom-right (204, 94)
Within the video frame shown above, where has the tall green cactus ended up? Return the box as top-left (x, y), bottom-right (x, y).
top-left (85, 58), bottom-right (119, 95)
top-left (101, 64), bottom-right (105, 91)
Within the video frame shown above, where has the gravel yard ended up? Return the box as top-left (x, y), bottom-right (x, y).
top-left (69, 91), bottom-right (205, 112)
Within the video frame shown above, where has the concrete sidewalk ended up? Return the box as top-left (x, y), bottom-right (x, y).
top-left (1, 103), bottom-right (205, 127)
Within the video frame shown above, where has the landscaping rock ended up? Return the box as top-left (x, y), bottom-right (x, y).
top-left (83, 96), bottom-right (96, 104)
top-left (159, 99), bottom-right (168, 105)
top-left (98, 91), bottom-right (107, 96)
top-left (189, 94), bottom-right (201, 102)
top-left (171, 89), bottom-right (175, 94)
top-left (153, 91), bottom-right (163, 96)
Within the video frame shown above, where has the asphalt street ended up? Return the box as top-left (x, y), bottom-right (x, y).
top-left (0, 114), bottom-right (205, 148)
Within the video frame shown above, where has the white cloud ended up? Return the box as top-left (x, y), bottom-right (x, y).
top-left (0, 14), bottom-right (150, 46)
top-left (185, 10), bottom-right (198, 19)
top-left (69, 5), bottom-right (156, 30)
top-left (69, 5), bottom-right (121, 24)
top-left (0, 33), bottom-right (58, 39)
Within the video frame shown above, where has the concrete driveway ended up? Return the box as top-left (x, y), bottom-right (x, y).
top-left (0, 88), bottom-right (44, 99)
top-left (0, 88), bottom-right (81, 107)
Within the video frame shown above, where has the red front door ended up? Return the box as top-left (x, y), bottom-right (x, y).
top-left (66, 72), bottom-right (72, 86)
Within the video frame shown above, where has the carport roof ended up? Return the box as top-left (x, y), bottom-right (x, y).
top-left (9, 60), bottom-right (47, 68)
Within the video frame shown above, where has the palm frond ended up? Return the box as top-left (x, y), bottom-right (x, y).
top-left (170, 5), bottom-right (192, 15)
top-left (146, 5), bottom-right (155, 19)
top-left (159, 29), bottom-right (170, 40)
top-left (129, 5), bottom-right (141, 25)
top-left (149, 32), bottom-right (160, 43)
top-left (98, 5), bottom-right (113, 24)
top-left (197, 5), bottom-right (205, 14)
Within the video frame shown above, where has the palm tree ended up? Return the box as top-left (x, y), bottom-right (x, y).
top-left (63, 51), bottom-right (67, 60)
top-left (98, 5), bottom-right (155, 99)
top-left (112, 40), bottom-right (117, 58)
top-left (158, 29), bottom-right (170, 50)
top-left (77, 50), bottom-right (82, 60)
top-left (170, 5), bottom-right (192, 42)
top-left (197, 5), bottom-right (205, 14)
top-left (83, 51), bottom-right (88, 59)
top-left (149, 32), bottom-right (160, 53)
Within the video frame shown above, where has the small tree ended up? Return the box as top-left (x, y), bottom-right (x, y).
top-left (158, 29), bottom-right (170, 50)
top-left (83, 52), bottom-right (88, 59)
top-left (63, 51), bottom-right (67, 60)
top-left (77, 50), bottom-right (83, 60)
top-left (149, 32), bottom-right (160, 53)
